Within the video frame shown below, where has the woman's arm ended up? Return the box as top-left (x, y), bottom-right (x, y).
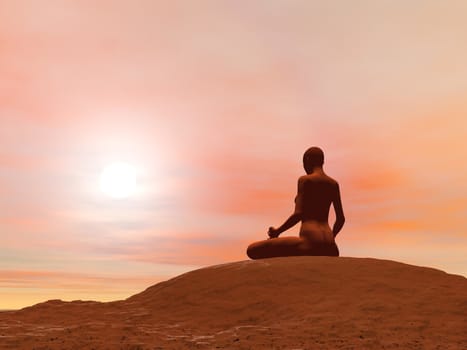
top-left (269, 213), bottom-right (302, 238)
top-left (268, 177), bottom-right (304, 238)
top-left (332, 183), bottom-right (345, 237)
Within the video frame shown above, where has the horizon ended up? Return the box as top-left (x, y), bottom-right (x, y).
top-left (2, 255), bottom-right (466, 311)
top-left (1, 0), bottom-right (467, 309)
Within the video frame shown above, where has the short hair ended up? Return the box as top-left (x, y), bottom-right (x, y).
top-left (303, 146), bottom-right (324, 167)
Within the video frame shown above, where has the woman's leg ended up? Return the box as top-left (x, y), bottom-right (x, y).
top-left (246, 237), bottom-right (310, 259)
top-left (246, 237), bottom-right (340, 259)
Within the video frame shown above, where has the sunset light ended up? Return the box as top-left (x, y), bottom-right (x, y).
top-left (1, 0), bottom-right (466, 315)
top-left (99, 162), bottom-right (137, 199)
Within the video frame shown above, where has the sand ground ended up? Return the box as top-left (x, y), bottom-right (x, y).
top-left (1, 256), bottom-right (466, 349)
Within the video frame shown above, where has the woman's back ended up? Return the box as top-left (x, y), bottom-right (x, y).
top-left (295, 172), bottom-right (339, 244)
top-left (296, 173), bottom-right (337, 222)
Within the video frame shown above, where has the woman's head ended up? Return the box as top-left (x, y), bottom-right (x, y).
top-left (303, 146), bottom-right (324, 173)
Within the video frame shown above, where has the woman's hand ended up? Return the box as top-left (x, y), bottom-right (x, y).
top-left (268, 226), bottom-right (280, 239)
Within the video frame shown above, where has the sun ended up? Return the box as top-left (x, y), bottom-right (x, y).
top-left (100, 162), bottom-right (137, 199)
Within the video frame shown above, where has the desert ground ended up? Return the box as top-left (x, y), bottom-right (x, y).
top-left (0, 256), bottom-right (466, 349)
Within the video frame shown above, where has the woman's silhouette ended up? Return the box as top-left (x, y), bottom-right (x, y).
top-left (246, 147), bottom-right (345, 259)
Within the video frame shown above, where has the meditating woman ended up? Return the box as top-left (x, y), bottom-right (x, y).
top-left (246, 147), bottom-right (345, 259)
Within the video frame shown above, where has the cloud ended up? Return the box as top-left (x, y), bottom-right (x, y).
top-left (1, 0), bottom-right (467, 309)
top-left (0, 268), bottom-right (166, 309)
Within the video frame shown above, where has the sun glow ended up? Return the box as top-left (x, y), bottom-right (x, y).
top-left (100, 162), bottom-right (137, 199)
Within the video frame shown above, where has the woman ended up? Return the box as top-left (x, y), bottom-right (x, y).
top-left (246, 147), bottom-right (345, 259)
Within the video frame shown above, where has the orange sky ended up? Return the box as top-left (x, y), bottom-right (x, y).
top-left (1, 0), bottom-right (467, 309)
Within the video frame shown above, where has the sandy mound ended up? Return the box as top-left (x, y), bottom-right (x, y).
top-left (1, 256), bottom-right (466, 349)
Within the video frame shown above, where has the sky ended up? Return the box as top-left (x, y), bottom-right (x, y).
top-left (1, 0), bottom-right (466, 309)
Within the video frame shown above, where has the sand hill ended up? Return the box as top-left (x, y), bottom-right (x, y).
top-left (1, 256), bottom-right (466, 349)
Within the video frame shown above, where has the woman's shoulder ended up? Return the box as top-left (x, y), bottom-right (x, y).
top-left (301, 173), bottom-right (338, 185)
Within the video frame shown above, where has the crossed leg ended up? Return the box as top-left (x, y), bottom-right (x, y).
top-left (246, 236), bottom-right (339, 259)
